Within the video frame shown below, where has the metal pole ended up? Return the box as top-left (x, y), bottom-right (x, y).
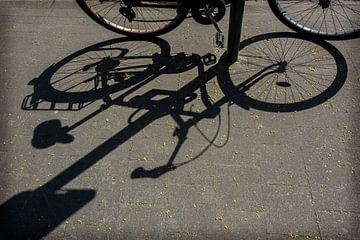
top-left (227, 0), bottom-right (245, 63)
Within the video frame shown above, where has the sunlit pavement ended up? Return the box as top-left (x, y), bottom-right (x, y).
top-left (0, 1), bottom-right (359, 239)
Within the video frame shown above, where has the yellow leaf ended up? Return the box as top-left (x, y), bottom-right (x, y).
top-left (215, 216), bottom-right (224, 221)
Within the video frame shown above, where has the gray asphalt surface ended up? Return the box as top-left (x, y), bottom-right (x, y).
top-left (0, 0), bottom-right (359, 239)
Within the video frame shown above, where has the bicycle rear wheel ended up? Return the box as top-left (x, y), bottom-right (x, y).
top-left (268, 0), bottom-right (360, 40)
top-left (77, 0), bottom-right (188, 37)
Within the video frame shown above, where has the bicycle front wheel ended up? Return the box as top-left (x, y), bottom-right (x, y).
top-left (77, 0), bottom-right (188, 37)
top-left (268, 0), bottom-right (360, 40)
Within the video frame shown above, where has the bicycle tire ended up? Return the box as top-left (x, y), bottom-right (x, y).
top-left (77, 0), bottom-right (189, 37)
top-left (268, 0), bottom-right (360, 40)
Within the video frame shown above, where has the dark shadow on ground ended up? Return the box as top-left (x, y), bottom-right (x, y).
top-left (0, 32), bottom-right (347, 239)
top-left (218, 32), bottom-right (348, 112)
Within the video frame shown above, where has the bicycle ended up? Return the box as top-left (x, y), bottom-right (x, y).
top-left (77, 0), bottom-right (360, 40)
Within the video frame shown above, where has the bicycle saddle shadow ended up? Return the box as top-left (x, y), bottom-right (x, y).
top-left (32, 119), bottom-right (74, 149)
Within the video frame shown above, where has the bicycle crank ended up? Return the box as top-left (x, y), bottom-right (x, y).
top-left (192, 0), bottom-right (226, 48)
top-left (192, 0), bottom-right (226, 25)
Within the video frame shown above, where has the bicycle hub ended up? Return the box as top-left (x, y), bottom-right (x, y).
top-left (319, 0), bottom-right (331, 9)
top-left (277, 61), bottom-right (288, 73)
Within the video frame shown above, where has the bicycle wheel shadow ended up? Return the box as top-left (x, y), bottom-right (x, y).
top-left (218, 32), bottom-right (348, 112)
top-left (130, 32), bottom-right (348, 178)
top-left (0, 32), bottom-right (347, 239)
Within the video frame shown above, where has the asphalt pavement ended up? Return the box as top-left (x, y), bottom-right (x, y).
top-left (0, 0), bottom-right (359, 239)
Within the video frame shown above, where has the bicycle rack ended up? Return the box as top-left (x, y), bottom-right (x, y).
top-left (227, 0), bottom-right (245, 63)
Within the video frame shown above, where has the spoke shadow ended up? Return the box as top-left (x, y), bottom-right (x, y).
top-left (0, 32), bottom-right (347, 239)
top-left (218, 32), bottom-right (348, 112)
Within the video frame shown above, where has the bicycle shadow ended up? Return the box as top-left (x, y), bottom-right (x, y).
top-left (0, 32), bottom-right (347, 239)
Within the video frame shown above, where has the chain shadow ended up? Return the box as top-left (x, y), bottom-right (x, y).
top-left (0, 32), bottom-right (347, 239)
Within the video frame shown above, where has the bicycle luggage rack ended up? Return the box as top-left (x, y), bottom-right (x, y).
top-left (227, 0), bottom-right (245, 63)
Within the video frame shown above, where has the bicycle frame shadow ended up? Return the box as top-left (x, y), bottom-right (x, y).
top-left (0, 32), bottom-right (347, 239)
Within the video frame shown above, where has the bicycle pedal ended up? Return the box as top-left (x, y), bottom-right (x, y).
top-left (202, 53), bottom-right (217, 66)
top-left (215, 32), bottom-right (225, 48)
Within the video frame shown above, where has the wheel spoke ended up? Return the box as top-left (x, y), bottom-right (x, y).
top-left (274, 0), bottom-right (360, 38)
top-left (82, 0), bottom-right (184, 35)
